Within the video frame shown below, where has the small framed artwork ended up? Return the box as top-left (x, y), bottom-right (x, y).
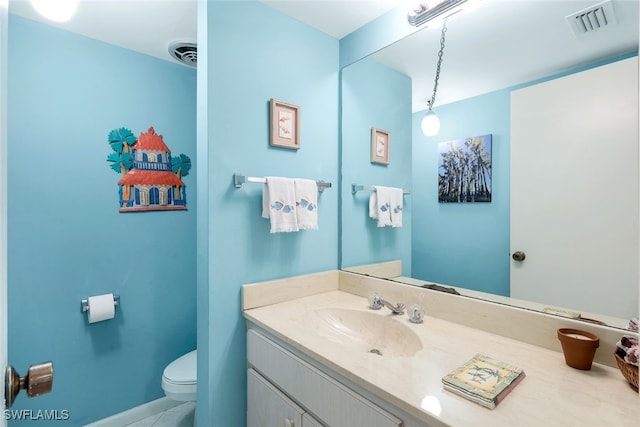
top-left (270, 98), bottom-right (300, 150)
top-left (370, 127), bottom-right (390, 165)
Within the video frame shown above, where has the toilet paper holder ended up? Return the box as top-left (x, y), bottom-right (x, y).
top-left (80, 294), bottom-right (120, 313)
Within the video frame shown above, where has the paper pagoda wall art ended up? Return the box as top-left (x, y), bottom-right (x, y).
top-left (106, 126), bottom-right (191, 212)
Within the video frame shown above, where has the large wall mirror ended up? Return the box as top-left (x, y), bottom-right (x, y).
top-left (340, 0), bottom-right (639, 331)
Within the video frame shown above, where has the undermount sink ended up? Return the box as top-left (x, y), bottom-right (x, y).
top-left (309, 307), bottom-right (423, 357)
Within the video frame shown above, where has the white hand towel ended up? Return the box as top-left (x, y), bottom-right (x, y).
top-left (389, 187), bottom-right (403, 228)
top-left (294, 178), bottom-right (318, 230)
top-left (370, 186), bottom-right (392, 227)
top-left (262, 177), bottom-right (299, 233)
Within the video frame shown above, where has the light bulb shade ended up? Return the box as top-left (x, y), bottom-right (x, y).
top-left (31, 0), bottom-right (79, 22)
top-left (421, 110), bottom-right (440, 136)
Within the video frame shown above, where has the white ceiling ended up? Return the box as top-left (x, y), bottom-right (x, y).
top-left (8, 0), bottom-right (198, 65)
top-left (7, 0), bottom-right (639, 111)
top-left (7, 0), bottom-right (397, 62)
top-left (373, 0), bottom-right (639, 110)
top-left (262, 0), bottom-right (404, 38)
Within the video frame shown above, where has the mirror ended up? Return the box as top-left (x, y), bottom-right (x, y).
top-left (340, 0), bottom-right (639, 331)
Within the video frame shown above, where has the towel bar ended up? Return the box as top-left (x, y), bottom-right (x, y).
top-left (234, 173), bottom-right (332, 192)
top-left (351, 184), bottom-right (411, 195)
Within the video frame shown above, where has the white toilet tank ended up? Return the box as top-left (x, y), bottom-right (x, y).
top-left (162, 349), bottom-right (197, 402)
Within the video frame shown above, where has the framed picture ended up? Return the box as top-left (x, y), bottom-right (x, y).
top-left (438, 134), bottom-right (492, 203)
top-left (270, 98), bottom-right (300, 150)
top-left (370, 127), bottom-right (390, 165)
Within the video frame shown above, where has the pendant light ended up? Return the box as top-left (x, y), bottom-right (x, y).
top-left (421, 18), bottom-right (449, 136)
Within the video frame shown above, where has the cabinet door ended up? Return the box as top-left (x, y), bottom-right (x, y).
top-left (302, 413), bottom-right (324, 427)
top-left (248, 368), bottom-right (304, 427)
top-left (248, 329), bottom-right (403, 427)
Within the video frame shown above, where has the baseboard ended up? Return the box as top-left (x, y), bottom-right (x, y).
top-left (84, 397), bottom-right (182, 427)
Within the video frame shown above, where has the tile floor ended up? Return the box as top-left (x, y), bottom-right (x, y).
top-left (124, 402), bottom-right (195, 427)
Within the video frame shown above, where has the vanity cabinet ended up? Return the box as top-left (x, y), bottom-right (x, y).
top-left (247, 328), bottom-right (405, 427)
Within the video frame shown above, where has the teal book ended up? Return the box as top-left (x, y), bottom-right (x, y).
top-left (441, 353), bottom-right (526, 409)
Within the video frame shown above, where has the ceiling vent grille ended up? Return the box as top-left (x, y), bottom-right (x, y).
top-left (169, 42), bottom-right (197, 68)
top-left (566, 0), bottom-right (618, 37)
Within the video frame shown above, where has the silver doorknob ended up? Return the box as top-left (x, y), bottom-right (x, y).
top-left (512, 251), bottom-right (526, 262)
top-left (4, 361), bottom-right (54, 409)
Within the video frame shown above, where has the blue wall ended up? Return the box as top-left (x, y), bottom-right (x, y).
top-left (7, 16), bottom-right (197, 425)
top-left (341, 57), bottom-right (412, 273)
top-left (199, 2), bottom-right (339, 426)
top-left (412, 90), bottom-right (511, 295)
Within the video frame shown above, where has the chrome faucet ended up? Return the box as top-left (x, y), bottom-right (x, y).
top-left (368, 293), bottom-right (406, 315)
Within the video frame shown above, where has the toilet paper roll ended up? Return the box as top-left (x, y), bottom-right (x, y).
top-left (87, 293), bottom-right (116, 323)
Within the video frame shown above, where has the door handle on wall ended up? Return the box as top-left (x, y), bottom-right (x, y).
top-left (512, 251), bottom-right (526, 262)
top-left (4, 361), bottom-right (54, 409)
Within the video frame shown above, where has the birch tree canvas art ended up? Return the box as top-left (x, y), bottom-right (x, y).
top-left (438, 134), bottom-right (492, 203)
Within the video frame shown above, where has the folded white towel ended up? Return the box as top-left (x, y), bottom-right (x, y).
top-left (294, 178), bottom-right (318, 230)
top-left (262, 177), bottom-right (299, 233)
top-left (369, 186), bottom-right (403, 227)
top-left (369, 186), bottom-right (392, 227)
top-left (389, 187), bottom-right (403, 228)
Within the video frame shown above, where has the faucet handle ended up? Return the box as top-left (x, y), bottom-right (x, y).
top-left (368, 293), bottom-right (383, 310)
top-left (407, 303), bottom-right (425, 323)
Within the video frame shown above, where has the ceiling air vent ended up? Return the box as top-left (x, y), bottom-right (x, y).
top-left (566, 0), bottom-right (618, 37)
top-left (168, 42), bottom-right (197, 68)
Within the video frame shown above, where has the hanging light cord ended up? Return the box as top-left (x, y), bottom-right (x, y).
top-left (427, 19), bottom-right (449, 110)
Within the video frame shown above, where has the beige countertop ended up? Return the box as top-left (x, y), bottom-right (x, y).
top-left (244, 289), bottom-right (640, 427)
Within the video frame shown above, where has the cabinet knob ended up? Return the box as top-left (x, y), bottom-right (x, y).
top-left (512, 251), bottom-right (526, 262)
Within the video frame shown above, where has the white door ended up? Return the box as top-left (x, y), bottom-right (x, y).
top-left (1, 5), bottom-right (53, 419)
top-left (1, 0), bottom-right (8, 424)
top-left (510, 57), bottom-right (639, 320)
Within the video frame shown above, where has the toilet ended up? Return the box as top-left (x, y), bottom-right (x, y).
top-left (162, 350), bottom-right (197, 402)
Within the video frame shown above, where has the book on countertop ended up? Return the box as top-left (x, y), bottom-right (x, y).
top-left (543, 307), bottom-right (581, 319)
top-left (441, 353), bottom-right (526, 409)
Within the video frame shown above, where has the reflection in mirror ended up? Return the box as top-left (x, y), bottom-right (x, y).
top-left (341, 56), bottom-right (412, 270)
top-left (340, 0), bottom-right (639, 331)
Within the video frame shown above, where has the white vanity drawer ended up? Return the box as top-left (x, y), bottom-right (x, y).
top-left (247, 329), bottom-right (403, 427)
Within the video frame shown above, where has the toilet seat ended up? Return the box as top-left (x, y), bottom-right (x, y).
top-left (162, 350), bottom-right (197, 401)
